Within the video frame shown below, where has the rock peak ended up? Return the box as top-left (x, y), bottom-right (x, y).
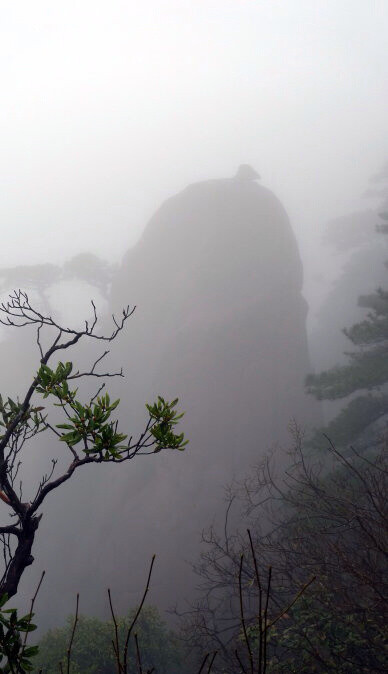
top-left (234, 164), bottom-right (261, 181)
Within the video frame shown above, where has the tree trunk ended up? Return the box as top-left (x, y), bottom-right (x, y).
top-left (0, 515), bottom-right (40, 599)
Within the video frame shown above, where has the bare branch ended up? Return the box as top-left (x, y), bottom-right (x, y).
top-left (22, 569), bottom-right (45, 649)
top-left (238, 554), bottom-right (254, 674)
top-left (66, 593), bottom-right (79, 674)
top-left (123, 555), bottom-right (156, 671)
top-left (108, 588), bottom-right (124, 674)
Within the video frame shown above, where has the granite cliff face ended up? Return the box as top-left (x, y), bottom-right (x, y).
top-left (95, 169), bottom-right (319, 611)
top-left (112, 169), bottom-right (311, 452)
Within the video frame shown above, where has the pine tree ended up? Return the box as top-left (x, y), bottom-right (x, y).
top-left (306, 211), bottom-right (388, 448)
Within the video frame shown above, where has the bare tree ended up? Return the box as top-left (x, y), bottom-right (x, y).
top-left (0, 290), bottom-right (187, 602)
top-left (180, 426), bottom-right (387, 672)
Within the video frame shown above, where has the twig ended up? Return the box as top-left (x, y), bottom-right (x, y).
top-left (206, 651), bottom-right (217, 673)
top-left (267, 575), bottom-right (316, 629)
top-left (123, 555), bottom-right (155, 672)
top-left (66, 593), bottom-right (79, 674)
top-left (247, 528), bottom-right (263, 674)
top-left (134, 633), bottom-right (143, 674)
top-left (197, 653), bottom-right (210, 673)
top-left (108, 588), bottom-right (123, 674)
top-left (262, 567), bottom-right (272, 674)
top-left (235, 648), bottom-right (247, 673)
top-left (22, 569), bottom-right (45, 648)
top-left (238, 554), bottom-right (254, 674)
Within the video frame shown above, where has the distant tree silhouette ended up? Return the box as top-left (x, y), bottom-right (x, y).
top-left (0, 253), bottom-right (116, 317)
top-left (307, 209), bottom-right (388, 449)
top-left (62, 252), bottom-right (117, 298)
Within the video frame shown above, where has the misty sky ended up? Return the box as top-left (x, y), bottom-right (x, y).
top-left (1, 0), bottom-right (387, 272)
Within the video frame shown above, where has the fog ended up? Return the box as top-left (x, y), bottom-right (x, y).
top-left (0, 0), bottom-right (387, 643)
top-left (1, 1), bottom-right (387, 268)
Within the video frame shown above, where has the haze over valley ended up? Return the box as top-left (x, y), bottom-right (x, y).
top-left (0, 3), bottom-right (387, 672)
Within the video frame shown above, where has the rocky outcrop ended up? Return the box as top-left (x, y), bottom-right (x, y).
top-left (95, 168), bottom-right (320, 612)
top-left (112, 169), bottom-right (312, 456)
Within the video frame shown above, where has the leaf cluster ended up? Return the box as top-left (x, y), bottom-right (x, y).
top-left (37, 362), bottom-right (127, 460)
top-left (305, 346), bottom-right (388, 400)
top-left (146, 397), bottom-right (188, 451)
top-left (308, 393), bottom-right (388, 451)
top-left (0, 595), bottom-right (38, 673)
top-left (35, 366), bottom-right (188, 459)
top-left (0, 395), bottom-right (44, 440)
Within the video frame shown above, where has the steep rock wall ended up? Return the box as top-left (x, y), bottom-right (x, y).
top-left (98, 171), bottom-right (320, 612)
